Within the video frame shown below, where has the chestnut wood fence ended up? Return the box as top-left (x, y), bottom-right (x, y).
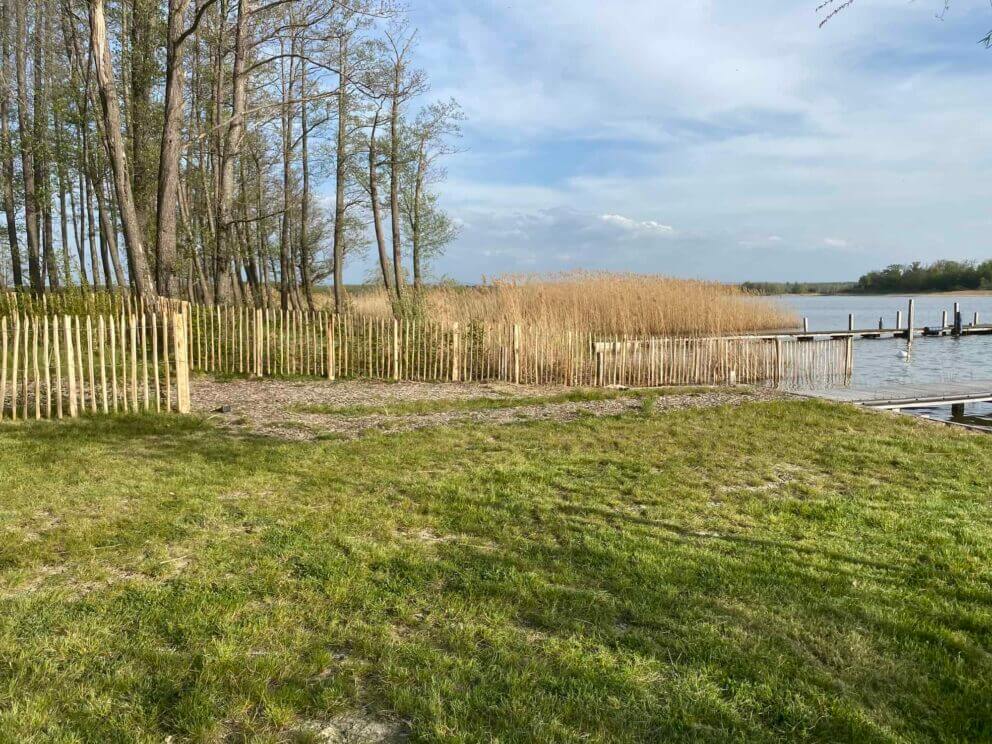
top-left (1, 300), bottom-right (852, 420)
top-left (185, 305), bottom-right (852, 388)
top-left (0, 311), bottom-right (190, 421)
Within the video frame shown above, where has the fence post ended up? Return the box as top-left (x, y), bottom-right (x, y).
top-left (512, 324), bottom-right (521, 384)
top-left (64, 315), bottom-right (78, 418)
top-left (252, 308), bottom-right (262, 377)
top-left (451, 322), bottom-right (460, 382)
top-left (173, 312), bottom-right (191, 414)
top-left (328, 315), bottom-right (336, 380)
top-left (393, 318), bottom-right (400, 380)
top-left (0, 317), bottom-right (6, 423)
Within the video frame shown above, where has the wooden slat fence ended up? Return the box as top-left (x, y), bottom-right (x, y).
top-left (184, 306), bottom-right (852, 388)
top-left (0, 311), bottom-right (190, 421)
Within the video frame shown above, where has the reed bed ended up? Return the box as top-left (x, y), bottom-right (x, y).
top-left (344, 273), bottom-right (797, 337)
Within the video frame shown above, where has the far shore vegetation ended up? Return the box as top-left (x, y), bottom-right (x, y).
top-left (743, 259), bottom-right (992, 296)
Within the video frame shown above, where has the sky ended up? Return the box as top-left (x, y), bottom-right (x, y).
top-left (344, 0), bottom-right (992, 284)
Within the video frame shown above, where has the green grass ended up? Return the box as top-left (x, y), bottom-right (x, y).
top-left (292, 386), bottom-right (714, 417)
top-left (1, 401), bottom-right (991, 741)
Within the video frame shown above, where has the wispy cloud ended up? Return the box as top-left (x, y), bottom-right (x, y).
top-left (340, 0), bottom-right (992, 283)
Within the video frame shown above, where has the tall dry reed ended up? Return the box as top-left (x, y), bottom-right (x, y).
top-left (343, 272), bottom-right (796, 337)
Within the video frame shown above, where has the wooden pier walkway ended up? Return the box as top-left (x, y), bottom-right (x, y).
top-left (761, 325), bottom-right (992, 341)
top-left (796, 380), bottom-right (992, 409)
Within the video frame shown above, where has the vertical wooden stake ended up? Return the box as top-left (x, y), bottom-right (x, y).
top-left (152, 312), bottom-right (161, 412)
top-left (163, 311), bottom-right (172, 412)
top-left (43, 319), bottom-right (51, 418)
top-left (87, 317), bottom-right (97, 414)
top-left (10, 316), bottom-right (18, 420)
top-left (0, 317), bottom-right (6, 422)
top-left (141, 314), bottom-right (149, 410)
top-left (53, 317), bottom-right (63, 419)
top-left (32, 318), bottom-right (40, 420)
top-left (392, 318), bottom-right (400, 380)
top-left (451, 322), bottom-right (460, 382)
top-left (64, 316), bottom-right (78, 418)
top-left (173, 312), bottom-right (191, 414)
top-left (513, 324), bottom-right (521, 385)
top-left (74, 318), bottom-right (85, 413)
top-left (98, 316), bottom-right (108, 414)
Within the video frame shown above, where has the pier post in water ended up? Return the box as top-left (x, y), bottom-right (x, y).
top-left (848, 314), bottom-right (854, 331)
top-left (803, 317), bottom-right (809, 333)
top-left (942, 310), bottom-right (948, 329)
top-left (896, 310), bottom-right (902, 330)
top-left (907, 299), bottom-right (915, 346)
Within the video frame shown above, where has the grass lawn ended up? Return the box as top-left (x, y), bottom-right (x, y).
top-left (1, 398), bottom-right (991, 742)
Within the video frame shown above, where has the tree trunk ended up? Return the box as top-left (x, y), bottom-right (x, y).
top-left (332, 35), bottom-right (348, 313)
top-left (14, 0), bottom-right (43, 292)
top-left (95, 176), bottom-right (126, 288)
top-left (214, 0), bottom-right (250, 304)
top-left (36, 0), bottom-right (59, 290)
top-left (389, 66), bottom-right (403, 300)
top-left (278, 35), bottom-right (294, 311)
top-left (0, 3), bottom-right (21, 288)
top-left (88, 0), bottom-right (156, 297)
top-left (128, 0), bottom-right (157, 250)
top-left (298, 46), bottom-right (314, 310)
top-left (84, 172), bottom-right (101, 287)
top-left (155, 0), bottom-right (192, 297)
top-left (412, 146), bottom-right (426, 290)
top-left (369, 112), bottom-right (392, 299)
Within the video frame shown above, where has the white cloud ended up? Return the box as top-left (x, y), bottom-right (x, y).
top-left (600, 214), bottom-right (674, 235)
top-left (360, 0), bottom-right (992, 282)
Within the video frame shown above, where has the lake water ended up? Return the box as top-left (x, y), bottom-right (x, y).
top-left (771, 294), bottom-right (992, 428)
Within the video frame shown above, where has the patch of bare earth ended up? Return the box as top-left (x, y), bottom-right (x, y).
top-left (297, 713), bottom-right (410, 743)
top-left (191, 377), bottom-right (781, 440)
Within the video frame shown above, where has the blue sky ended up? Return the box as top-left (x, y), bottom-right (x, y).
top-left (345, 0), bottom-right (992, 283)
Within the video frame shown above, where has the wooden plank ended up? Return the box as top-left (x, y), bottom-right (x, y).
top-left (173, 312), bottom-right (191, 414)
top-left (64, 316), bottom-right (78, 418)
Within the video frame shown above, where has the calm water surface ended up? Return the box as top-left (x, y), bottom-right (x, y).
top-left (772, 294), bottom-right (992, 428)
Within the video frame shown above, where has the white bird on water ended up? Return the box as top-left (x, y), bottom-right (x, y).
top-left (897, 349), bottom-right (910, 359)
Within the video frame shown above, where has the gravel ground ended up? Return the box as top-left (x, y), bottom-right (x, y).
top-left (191, 376), bottom-right (782, 440)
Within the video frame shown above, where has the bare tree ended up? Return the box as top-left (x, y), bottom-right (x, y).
top-left (383, 26), bottom-right (426, 302)
top-left (402, 98), bottom-right (462, 289)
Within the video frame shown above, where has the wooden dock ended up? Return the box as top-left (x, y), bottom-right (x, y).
top-left (760, 325), bottom-right (992, 342)
top-left (757, 301), bottom-right (992, 341)
top-left (796, 380), bottom-right (992, 409)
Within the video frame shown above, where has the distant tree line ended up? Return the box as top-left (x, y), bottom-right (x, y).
top-left (740, 281), bottom-right (856, 296)
top-left (854, 260), bottom-right (992, 293)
